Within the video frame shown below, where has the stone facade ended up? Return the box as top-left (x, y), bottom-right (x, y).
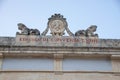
top-left (0, 14), bottom-right (120, 80)
top-left (0, 36), bottom-right (120, 80)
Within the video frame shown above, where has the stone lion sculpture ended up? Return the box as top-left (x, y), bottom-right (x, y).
top-left (75, 25), bottom-right (98, 37)
top-left (16, 23), bottom-right (40, 35)
top-left (86, 25), bottom-right (98, 37)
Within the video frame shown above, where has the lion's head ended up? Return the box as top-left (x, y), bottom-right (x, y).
top-left (17, 23), bottom-right (27, 30)
top-left (86, 25), bottom-right (97, 32)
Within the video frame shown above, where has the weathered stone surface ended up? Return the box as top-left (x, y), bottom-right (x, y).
top-left (0, 37), bottom-right (15, 46)
top-left (0, 36), bottom-right (120, 80)
top-left (0, 35), bottom-right (120, 48)
top-left (0, 72), bottom-right (120, 80)
top-left (15, 35), bottom-right (99, 47)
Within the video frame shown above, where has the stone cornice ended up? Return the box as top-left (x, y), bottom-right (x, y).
top-left (0, 51), bottom-right (120, 57)
top-left (0, 36), bottom-right (120, 48)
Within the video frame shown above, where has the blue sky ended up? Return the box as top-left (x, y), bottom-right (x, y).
top-left (0, 0), bottom-right (120, 39)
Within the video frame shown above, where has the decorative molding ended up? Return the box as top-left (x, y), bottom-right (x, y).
top-left (111, 55), bottom-right (120, 60)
